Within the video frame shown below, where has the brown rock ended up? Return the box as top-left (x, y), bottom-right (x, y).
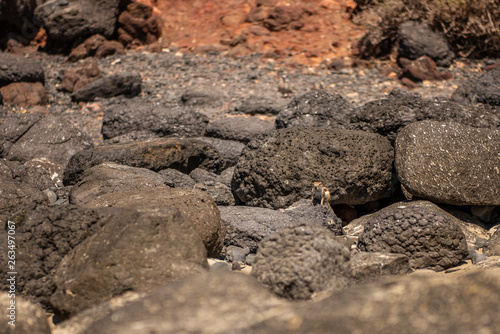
top-left (95, 40), bottom-right (125, 58)
top-left (400, 56), bottom-right (452, 82)
top-left (0, 82), bottom-right (48, 106)
top-left (68, 34), bottom-right (106, 62)
top-left (59, 59), bottom-right (102, 93)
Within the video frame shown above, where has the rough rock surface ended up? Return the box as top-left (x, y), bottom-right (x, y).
top-left (398, 20), bottom-right (455, 67)
top-left (0, 113), bottom-right (42, 157)
top-left (0, 204), bottom-right (120, 307)
top-left (219, 205), bottom-right (296, 252)
top-left (101, 99), bottom-right (208, 140)
top-left (358, 202), bottom-right (469, 271)
top-left (194, 137), bottom-right (246, 167)
top-left (158, 168), bottom-right (196, 188)
top-left (399, 56), bottom-right (452, 83)
top-left (50, 206), bottom-right (209, 319)
top-left (452, 67), bottom-right (500, 106)
top-left (204, 116), bottom-right (274, 144)
top-left (71, 73), bottom-right (142, 101)
top-left (0, 53), bottom-right (44, 86)
top-left (69, 162), bottom-right (172, 205)
top-left (395, 120), bottom-right (500, 205)
top-left (0, 82), bottom-right (48, 106)
top-left (280, 198), bottom-right (344, 236)
top-left (235, 95), bottom-right (283, 115)
top-left (244, 269), bottom-right (500, 333)
top-left (62, 138), bottom-right (225, 185)
top-left (194, 181), bottom-right (235, 206)
top-left (252, 221), bottom-right (351, 300)
top-left (117, 1), bottom-right (161, 47)
top-left (34, 0), bottom-right (121, 48)
top-left (0, 176), bottom-right (47, 214)
top-left (232, 128), bottom-right (394, 209)
top-left (81, 272), bottom-right (290, 334)
top-left (484, 228), bottom-right (500, 257)
top-left (0, 294), bottom-right (50, 334)
top-left (275, 90), bottom-right (354, 129)
top-left (5, 116), bottom-right (93, 166)
top-left (58, 59), bottom-right (102, 93)
top-left (75, 187), bottom-right (225, 258)
top-left (349, 252), bottom-right (412, 282)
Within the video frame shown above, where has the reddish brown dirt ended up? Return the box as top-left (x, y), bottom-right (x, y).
top-left (138, 0), bottom-right (365, 66)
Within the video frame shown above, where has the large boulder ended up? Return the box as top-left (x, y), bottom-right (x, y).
top-left (62, 138), bottom-right (225, 185)
top-left (0, 53), bottom-right (44, 86)
top-left (74, 187), bottom-right (225, 258)
top-left (81, 272), bottom-right (290, 334)
top-left (34, 0), bottom-right (122, 49)
top-left (232, 128), bottom-right (394, 209)
top-left (252, 221), bottom-right (351, 300)
top-left (395, 120), bottom-right (500, 205)
top-left (50, 206), bottom-right (209, 319)
top-left (275, 90), bottom-right (354, 129)
top-left (357, 201), bottom-right (469, 271)
top-left (398, 20), bottom-right (455, 67)
top-left (101, 99), bottom-right (208, 140)
top-left (451, 67), bottom-right (500, 106)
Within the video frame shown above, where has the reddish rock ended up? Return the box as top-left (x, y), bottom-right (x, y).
top-left (58, 60), bottom-right (103, 93)
top-left (95, 40), bottom-right (125, 58)
top-left (68, 34), bottom-right (106, 62)
top-left (334, 204), bottom-right (358, 225)
top-left (263, 6), bottom-right (307, 31)
top-left (117, 2), bottom-right (161, 48)
top-left (399, 56), bottom-right (452, 82)
top-left (0, 82), bottom-right (48, 106)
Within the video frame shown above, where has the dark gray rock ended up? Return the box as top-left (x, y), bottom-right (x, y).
top-left (0, 0), bottom-right (38, 44)
top-left (281, 198), bottom-right (344, 236)
top-left (484, 228), bottom-right (500, 256)
top-left (0, 113), bottom-right (42, 157)
top-left (275, 90), bottom-right (354, 129)
top-left (50, 206), bottom-right (209, 319)
top-left (195, 137), bottom-right (245, 167)
top-left (194, 181), bottom-right (235, 206)
top-left (101, 99), bottom-right (208, 140)
top-left (358, 202), bottom-right (468, 271)
top-left (452, 67), bottom-right (500, 106)
top-left (34, 0), bottom-right (121, 47)
top-left (350, 88), bottom-right (500, 144)
top-left (72, 187), bottom-right (225, 258)
top-left (395, 120), bottom-right (500, 205)
top-left (0, 53), bottom-right (44, 86)
top-left (232, 128), bottom-right (394, 209)
top-left (243, 269), bottom-right (500, 334)
top-left (62, 138), bottom-right (225, 185)
top-left (398, 21), bottom-right (454, 67)
top-left (252, 220), bottom-right (351, 300)
top-left (235, 95), bottom-right (283, 115)
top-left (5, 116), bottom-right (93, 166)
top-left (19, 158), bottom-right (65, 190)
top-left (349, 252), bottom-right (411, 282)
top-left (205, 116), bottom-right (274, 144)
top-left (219, 205), bottom-right (296, 253)
top-left (180, 87), bottom-right (223, 106)
top-left (71, 73), bottom-right (142, 101)
top-left (224, 245), bottom-right (250, 262)
top-left (157, 168), bottom-right (196, 188)
top-left (0, 294), bottom-right (50, 334)
top-left (189, 167), bottom-right (218, 183)
top-left (69, 162), bottom-right (172, 206)
top-left (0, 176), bottom-right (47, 214)
top-left (82, 272), bottom-right (290, 334)
top-left (0, 203), bottom-right (120, 308)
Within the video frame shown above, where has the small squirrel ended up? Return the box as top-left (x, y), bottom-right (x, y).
top-left (311, 182), bottom-right (331, 206)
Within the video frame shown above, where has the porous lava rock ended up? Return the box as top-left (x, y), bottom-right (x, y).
top-left (101, 99), bottom-right (208, 140)
top-left (71, 73), bottom-right (142, 102)
top-left (117, 1), bottom-right (161, 47)
top-left (50, 207), bottom-right (208, 319)
top-left (0, 82), bottom-right (48, 106)
top-left (0, 53), bottom-right (44, 86)
top-left (252, 221), bottom-right (351, 300)
top-left (0, 113), bottom-right (41, 156)
top-left (232, 128), bottom-right (394, 209)
top-left (484, 229), bottom-right (500, 257)
top-left (395, 120), bottom-right (500, 205)
top-left (451, 67), bottom-right (500, 106)
top-left (219, 205), bottom-right (296, 252)
top-left (0, 176), bottom-right (47, 214)
top-left (68, 34), bottom-right (124, 62)
top-left (275, 90), bottom-right (354, 129)
top-left (58, 59), bottom-right (102, 93)
top-left (398, 20), bottom-right (455, 67)
top-left (358, 203), bottom-right (468, 271)
top-left (205, 116), bottom-right (274, 144)
top-left (82, 272), bottom-right (290, 334)
top-left (63, 138), bottom-right (224, 185)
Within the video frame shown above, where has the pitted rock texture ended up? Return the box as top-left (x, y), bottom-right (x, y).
top-left (452, 67), bottom-right (500, 106)
top-left (219, 205), bottom-right (296, 252)
top-left (0, 81), bottom-right (49, 106)
top-left (0, 203), bottom-right (121, 308)
top-left (63, 138), bottom-right (225, 185)
top-left (0, 113), bottom-right (42, 157)
top-left (350, 88), bottom-right (500, 144)
top-left (0, 176), bottom-right (47, 215)
top-left (232, 128), bottom-right (394, 209)
top-left (358, 204), bottom-right (468, 271)
top-left (0, 53), bottom-right (44, 86)
top-left (252, 221), bottom-right (351, 300)
top-left (484, 228), bottom-right (500, 257)
top-left (50, 206), bottom-right (208, 319)
top-left (74, 187), bottom-right (225, 258)
top-left (395, 120), bottom-right (500, 205)
top-left (102, 99), bottom-right (209, 140)
top-left (275, 90), bottom-right (354, 129)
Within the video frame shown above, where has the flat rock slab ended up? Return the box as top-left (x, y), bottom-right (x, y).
top-left (395, 120), bottom-right (500, 205)
top-left (82, 272), bottom-right (290, 334)
top-left (63, 138), bottom-right (225, 185)
top-left (232, 128), bottom-right (394, 209)
top-left (71, 73), bottom-right (141, 101)
top-left (76, 187), bottom-right (225, 258)
top-left (0, 53), bottom-right (44, 86)
top-left (50, 206), bottom-right (208, 319)
top-left (219, 205), bottom-right (296, 252)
